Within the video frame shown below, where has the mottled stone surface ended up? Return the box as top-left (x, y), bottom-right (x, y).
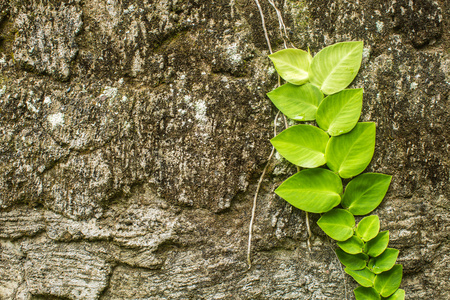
top-left (0, 0), bottom-right (448, 299)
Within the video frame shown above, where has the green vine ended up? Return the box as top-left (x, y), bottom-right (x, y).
top-left (267, 41), bottom-right (405, 300)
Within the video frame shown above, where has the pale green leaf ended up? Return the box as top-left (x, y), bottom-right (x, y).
top-left (384, 289), bottom-right (405, 300)
top-left (345, 267), bottom-right (376, 287)
top-left (337, 235), bottom-right (364, 254)
top-left (316, 88), bottom-right (363, 136)
top-left (354, 287), bottom-right (381, 300)
top-left (364, 231), bottom-right (389, 257)
top-left (309, 41), bottom-right (364, 95)
top-left (275, 168), bottom-right (342, 213)
top-left (342, 173), bottom-right (392, 215)
top-left (325, 122), bottom-right (376, 178)
top-left (368, 248), bottom-right (399, 274)
top-left (374, 265), bottom-right (403, 297)
top-left (267, 83), bottom-right (323, 121)
top-left (271, 124), bottom-right (329, 168)
top-left (356, 215), bottom-right (380, 242)
top-left (317, 208), bottom-right (355, 241)
top-left (336, 248), bottom-right (368, 270)
top-left (269, 48), bottom-right (312, 85)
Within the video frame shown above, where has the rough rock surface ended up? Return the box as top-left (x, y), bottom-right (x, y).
top-left (0, 0), bottom-right (448, 299)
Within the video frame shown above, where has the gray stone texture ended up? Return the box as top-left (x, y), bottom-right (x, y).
top-left (0, 0), bottom-right (448, 299)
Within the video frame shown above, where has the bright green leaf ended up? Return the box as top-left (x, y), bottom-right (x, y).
top-left (316, 89), bottom-right (363, 136)
top-left (309, 41), bottom-right (364, 95)
top-left (326, 122), bottom-right (376, 178)
top-left (275, 168), bottom-right (342, 213)
top-left (364, 231), bottom-right (389, 257)
top-left (374, 264), bottom-right (403, 297)
top-left (345, 267), bottom-right (376, 287)
top-left (368, 248), bottom-right (399, 274)
top-left (336, 248), bottom-right (368, 270)
top-left (269, 48), bottom-right (312, 85)
top-left (337, 235), bottom-right (364, 254)
top-left (356, 215), bottom-right (380, 242)
top-left (317, 208), bottom-right (355, 241)
top-left (267, 83), bottom-right (323, 121)
top-left (341, 173), bottom-right (392, 215)
top-left (271, 124), bottom-right (329, 168)
top-left (354, 286), bottom-right (381, 300)
top-left (384, 289), bottom-right (405, 300)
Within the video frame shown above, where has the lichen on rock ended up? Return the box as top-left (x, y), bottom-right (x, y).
top-left (0, 0), bottom-right (448, 299)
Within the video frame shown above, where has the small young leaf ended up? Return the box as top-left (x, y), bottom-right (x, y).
top-left (269, 48), bottom-right (312, 85)
top-left (356, 215), bottom-right (380, 242)
top-left (364, 231), bottom-right (389, 257)
top-left (353, 286), bottom-right (381, 300)
top-left (325, 122), bottom-right (376, 178)
top-left (271, 124), bottom-right (329, 168)
top-left (267, 83), bottom-right (323, 121)
top-left (342, 173), bottom-right (392, 215)
top-left (345, 267), bottom-right (376, 287)
top-left (317, 208), bottom-right (355, 241)
top-left (337, 235), bottom-right (364, 254)
top-left (374, 264), bottom-right (403, 297)
top-left (368, 248), bottom-right (399, 274)
top-left (336, 248), bottom-right (368, 270)
top-left (384, 289), bottom-right (405, 300)
top-left (275, 168), bottom-right (342, 213)
top-left (309, 41), bottom-right (364, 95)
top-left (316, 89), bottom-right (363, 136)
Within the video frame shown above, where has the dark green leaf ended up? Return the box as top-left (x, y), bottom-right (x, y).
top-left (342, 173), bottom-right (392, 215)
top-left (337, 235), bottom-right (364, 254)
top-left (336, 248), bottom-right (368, 270)
top-left (275, 168), bottom-right (342, 213)
top-left (325, 122), bottom-right (376, 178)
top-left (364, 231), bottom-right (389, 257)
top-left (267, 83), bottom-right (323, 121)
top-left (354, 286), bottom-right (381, 300)
top-left (271, 124), bottom-right (329, 168)
top-left (316, 89), bottom-right (363, 136)
top-left (368, 248), bottom-right (399, 274)
top-left (356, 215), bottom-right (380, 242)
top-left (317, 208), bottom-right (355, 241)
top-left (345, 267), bottom-right (376, 287)
top-left (374, 264), bottom-right (403, 297)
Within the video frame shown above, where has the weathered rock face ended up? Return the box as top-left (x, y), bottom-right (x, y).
top-left (0, 0), bottom-right (448, 299)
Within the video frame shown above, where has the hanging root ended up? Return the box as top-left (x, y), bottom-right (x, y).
top-left (305, 212), bottom-right (312, 251)
top-left (247, 111), bottom-right (281, 269)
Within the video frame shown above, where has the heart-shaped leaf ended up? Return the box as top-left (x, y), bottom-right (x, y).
top-left (374, 264), bottom-right (403, 297)
top-left (267, 83), bottom-right (323, 121)
top-left (368, 248), bottom-right (399, 274)
top-left (342, 173), bottom-right (392, 215)
top-left (317, 208), bottom-right (355, 241)
top-left (309, 41), bottom-right (364, 95)
top-left (384, 289), bottom-right (405, 300)
top-left (271, 124), bottom-right (329, 168)
top-left (364, 231), bottom-right (389, 257)
top-left (356, 215), bottom-right (380, 242)
top-left (336, 248), bottom-right (368, 270)
top-left (269, 48), bottom-right (312, 85)
top-left (337, 235), bottom-right (364, 254)
top-left (275, 168), bottom-right (342, 213)
top-left (326, 122), bottom-right (376, 178)
top-left (354, 286), bottom-right (381, 300)
top-left (345, 267), bottom-right (376, 287)
top-left (316, 88), bottom-right (363, 136)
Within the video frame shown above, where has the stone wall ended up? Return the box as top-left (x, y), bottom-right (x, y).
top-left (0, 0), bottom-right (448, 299)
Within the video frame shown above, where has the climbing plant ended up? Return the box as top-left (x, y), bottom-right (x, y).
top-left (267, 41), bottom-right (405, 300)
